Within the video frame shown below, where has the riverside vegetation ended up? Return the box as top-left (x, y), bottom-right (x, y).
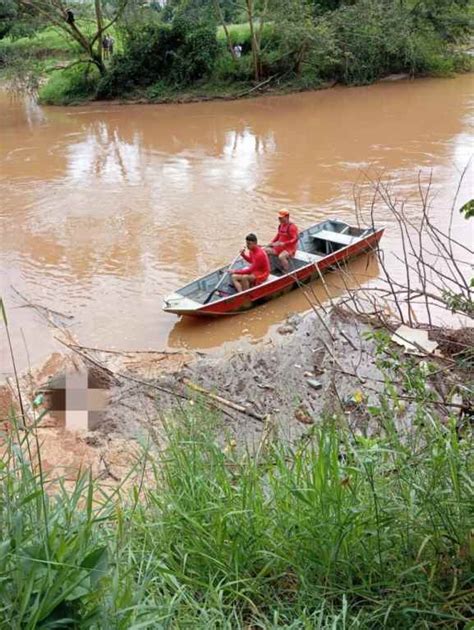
top-left (1, 342), bottom-right (472, 628)
top-left (0, 0), bottom-right (472, 105)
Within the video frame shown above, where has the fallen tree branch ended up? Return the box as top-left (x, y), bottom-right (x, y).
top-left (65, 342), bottom-right (199, 357)
top-left (183, 379), bottom-right (265, 422)
top-left (235, 74), bottom-right (278, 97)
top-left (11, 286), bottom-right (74, 320)
top-left (54, 336), bottom-right (261, 423)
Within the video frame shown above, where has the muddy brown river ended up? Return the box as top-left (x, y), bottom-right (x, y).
top-left (1, 76), bottom-right (473, 374)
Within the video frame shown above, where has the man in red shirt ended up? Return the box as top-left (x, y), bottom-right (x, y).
top-left (265, 208), bottom-right (299, 272)
top-left (231, 233), bottom-right (270, 293)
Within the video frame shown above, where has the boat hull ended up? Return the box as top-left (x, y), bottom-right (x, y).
top-left (164, 228), bottom-right (384, 316)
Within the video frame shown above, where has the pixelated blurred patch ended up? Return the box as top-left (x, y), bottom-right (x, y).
top-left (36, 367), bottom-right (111, 431)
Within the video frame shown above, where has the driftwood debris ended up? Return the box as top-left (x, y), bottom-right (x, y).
top-left (183, 379), bottom-right (265, 422)
top-left (51, 335), bottom-right (265, 423)
top-left (11, 286), bottom-right (74, 321)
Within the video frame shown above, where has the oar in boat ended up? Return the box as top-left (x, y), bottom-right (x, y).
top-left (203, 252), bottom-right (242, 304)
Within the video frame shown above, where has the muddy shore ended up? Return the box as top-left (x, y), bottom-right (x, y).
top-left (2, 305), bottom-right (471, 487)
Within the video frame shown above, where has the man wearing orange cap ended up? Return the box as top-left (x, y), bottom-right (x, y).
top-left (264, 209), bottom-right (299, 272)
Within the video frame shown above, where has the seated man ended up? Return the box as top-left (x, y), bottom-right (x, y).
top-left (264, 208), bottom-right (299, 272)
top-left (231, 233), bottom-right (270, 293)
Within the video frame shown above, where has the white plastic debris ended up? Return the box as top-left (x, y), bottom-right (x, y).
top-left (391, 325), bottom-right (438, 355)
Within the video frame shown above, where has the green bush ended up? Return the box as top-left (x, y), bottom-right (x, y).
top-left (330, 0), bottom-right (407, 84)
top-left (258, 17), bottom-right (340, 82)
top-left (171, 17), bottom-right (220, 84)
top-left (213, 53), bottom-right (254, 83)
top-left (39, 64), bottom-right (100, 105)
top-left (97, 18), bottom-right (218, 99)
top-left (326, 0), bottom-right (468, 85)
top-left (411, 0), bottom-right (474, 43)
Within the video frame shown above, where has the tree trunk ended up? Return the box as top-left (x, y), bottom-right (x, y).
top-left (213, 0), bottom-right (236, 60)
top-left (245, 0), bottom-right (260, 82)
top-left (94, 0), bottom-right (104, 69)
top-left (256, 0), bottom-right (268, 79)
top-left (91, 54), bottom-right (107, 76)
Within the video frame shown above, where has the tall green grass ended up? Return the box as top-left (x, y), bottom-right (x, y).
top-left (0, 414), bottom-right (116, 626)
top-left (0, 349), bottom-right (472, 627)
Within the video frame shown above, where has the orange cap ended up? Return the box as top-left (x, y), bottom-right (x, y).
top-left (278, 208), bottom-right (290, 217)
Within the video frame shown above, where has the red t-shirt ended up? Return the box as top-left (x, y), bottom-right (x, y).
top-left (271, 222), bottom-right (299, 256)
top-left (234, 246), bottom-right (270, 284)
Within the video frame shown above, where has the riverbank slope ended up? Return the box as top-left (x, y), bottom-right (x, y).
top-left (1, 303), bottom-right (472, 627)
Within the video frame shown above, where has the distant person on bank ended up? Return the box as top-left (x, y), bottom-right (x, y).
top-left (103, 34), bottom-right (114, 58)
top-left (102, 35), bottom-right (109, 58)
top-left (231, 233), bottom-right (270, 292)
top-left (233, 44), bottom-right (242, 58)
top-left (264, 209), bottom-right (299, 272)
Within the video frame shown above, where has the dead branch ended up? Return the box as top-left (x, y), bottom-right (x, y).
top-left (183, 379), bottom-right (265, 422)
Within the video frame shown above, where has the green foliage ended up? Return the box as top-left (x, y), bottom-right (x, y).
top-left (122, 399), bottom-right (472, 627)
top-left (324, 0), bottom-right (469, 84)
top-left (39, 64), bottom-right (100, 105)
top-left (411, 0), bottom-right (474, 42)
top-left (442, 289), bottom-right (474, 317)
top-left (172, 16), bottom-right (220, 84)
top-left (0, 0), bottom-right (47, 40)
top-left (0, 26), bottom-right (80, 58)
top-left (97, 17), bottom-right (219, 98)
top-left (460, 198), bottom-right (474, 219)
top-left (214, 52), bottom-right (254, 82)
top-left (1, 354), bottom-right (472, 627)
top-left (0, 0), bottom-right (19, 39)
top-left (0, 417), bottom-right (113, 627)
top-left (2, 0), bottom-right (472, 102)
top-left (310, 0), bottom-right (346, 13)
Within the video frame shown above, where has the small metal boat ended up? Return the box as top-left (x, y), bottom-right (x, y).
top-left (163, 219), bottom-right (384, 316)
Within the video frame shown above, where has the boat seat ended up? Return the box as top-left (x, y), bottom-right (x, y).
top-left (311, 230), bottom-right (356, 246)
top-left (294, 250), bottom-right (322, 263)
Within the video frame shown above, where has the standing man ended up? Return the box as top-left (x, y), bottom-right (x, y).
top-left (231, 234), bottom-right (270, 293)
top-left (102, 35), bottom-right (110, 59)
top-left (264, 209), bottom-right (299, 272)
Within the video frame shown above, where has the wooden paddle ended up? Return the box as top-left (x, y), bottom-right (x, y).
top-left (203, 251), bottom-right (242, 304)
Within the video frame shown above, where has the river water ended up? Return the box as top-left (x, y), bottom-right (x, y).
top-left (1, 76), bottom-right (473, 374)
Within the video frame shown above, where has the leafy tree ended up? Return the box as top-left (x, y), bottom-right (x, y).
top-left (15, 0), bottom-right (130, 75)
top-left (310, 0), bottom-right (347, 13)
top-left (162, 0), bottom-right (216, 23)
top-left (97, 16), bottom-right (218, 97)
top-left (410, 0), bottom-right (473, 41)
top-left (0, 0), bottom-right (43, 39)
top-left (0, 0), bottom-right (17, 39)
